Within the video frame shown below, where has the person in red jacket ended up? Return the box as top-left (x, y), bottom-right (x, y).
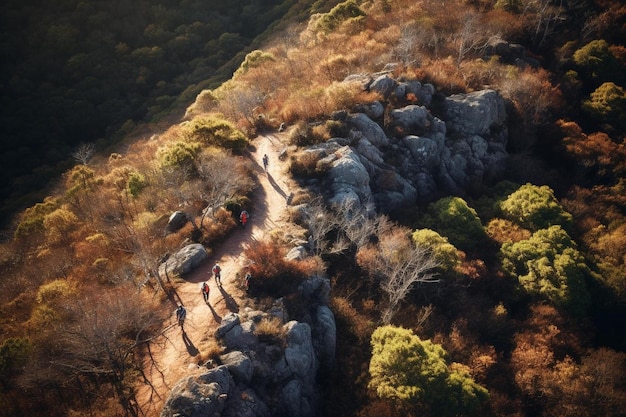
top-left (239, 209), bottom-right (249, 227)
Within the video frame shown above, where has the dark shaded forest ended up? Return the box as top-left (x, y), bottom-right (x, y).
top-left (0, 0), bottom-right (335, 227)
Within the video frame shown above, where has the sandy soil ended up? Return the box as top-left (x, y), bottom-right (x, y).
top-left (136, 133), bottom-right (298, 416)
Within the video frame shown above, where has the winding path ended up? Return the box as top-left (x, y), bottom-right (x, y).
top-left (136, 134), bottom-right (296, 416)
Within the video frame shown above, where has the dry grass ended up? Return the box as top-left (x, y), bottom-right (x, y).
top-left (253, 316), bottom-right (287, 345)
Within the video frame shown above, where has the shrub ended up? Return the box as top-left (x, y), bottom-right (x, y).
top-left (157, 140), bottom-right (201, 171)
top-left (253, 316), bottom-right (287, 345)
top-left (13, 198), bottom-right (59, 241)
top-left (183, 114), bottom-right (248, 150)
top-left (36, 279), bottom-right (76, 304)
top-left (486, 218), bottom-right (531, 244)
top-left (314, 0), bottom-right (367, 34)
top-left (421, 196), bottom-right (487, 252)
top-left (411, 229), bottom-right (461, 272)
top-left (499, 183), bottom-right (573, 232)
top-left (233, 50), bottom-right (275, 78)
top-left (245, 241), bottom-right (307, 296)
top-left (582, 82), bottom-right (626, 131)
top-left (501, 225), bottom-right (591, 317)
top-left (126, 171), bottom-right (147, 198)
top-left (0, 337), bottom-right (31, 386)
top-left (369, 325), bottom-right (488, 415)
top-left (573, 39), bottom-right (621, 84)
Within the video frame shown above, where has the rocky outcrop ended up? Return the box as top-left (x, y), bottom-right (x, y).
top-left (296, 74), bottom-right (508, 212)
top-left (158, 243), bottom-right (208, 278)
top-left (160, 277), bottom-right (336, 417)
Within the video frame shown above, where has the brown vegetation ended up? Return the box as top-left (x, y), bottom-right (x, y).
top-left (2, 0), bottom-right (626, 416)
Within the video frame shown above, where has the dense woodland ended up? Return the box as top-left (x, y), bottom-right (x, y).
top-left (0, 0), bottom-right (338, 225)
top-left (1, 0), bottom-right (626, 416)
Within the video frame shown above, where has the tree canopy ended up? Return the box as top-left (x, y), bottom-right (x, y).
top-left (369, 325), bottom-right (489, 416)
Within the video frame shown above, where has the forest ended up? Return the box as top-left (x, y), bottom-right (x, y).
top-left (0, 0), bottom-right (335, 226)
top-left (1, 0), bottom-right (626, 416)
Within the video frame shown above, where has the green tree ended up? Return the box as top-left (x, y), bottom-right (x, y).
top-left (233, 49), bottom-right (275, 78)
top-left (573, 39), bottom-right (622, 85)
top-left (314, 0), bottom-right (366, 33)
top-left (582, 82), bottom-right (626, 131)
top-left (411, 228), bottom-right (461, 272)
top-left (157, 140), bottom-right (202, 172)
top-left (422, 196), bottom-right (487, 251)
top-left (501, 225), bottom-right (591, 316)
top-left (183, 115), bottom-right (248, 150)
top-left (369, 326), bottom-right (488, 416)
top-left (126, 171), bottom-right (147, 198)
top-left (499, 183), bottom-right (573, 232)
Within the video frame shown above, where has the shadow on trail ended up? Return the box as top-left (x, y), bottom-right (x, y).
top-left (182, 330), bottom-right (199, 356)
top-left (217, 284), bottom-right (239, 313)
top-left (205, 299), bottom-right (222, 323)
top-left (267, 173), bottom-right (287, 199)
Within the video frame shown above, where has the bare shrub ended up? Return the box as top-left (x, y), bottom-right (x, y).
top-left (245, 241), bottom-right (307, 296)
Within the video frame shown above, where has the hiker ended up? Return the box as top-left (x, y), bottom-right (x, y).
top-left (212, 262), bottom-right (221, 285)
top-left (244, 272), bottom-right (252, 292)
top-left (262, 154), bottom-right (269, 171)
top-left (240, 209), bottom-right (249, 227)
top-left (175, 305), bottom-right (186, 327)
top-left (201, 281), bottom-right (210, 302)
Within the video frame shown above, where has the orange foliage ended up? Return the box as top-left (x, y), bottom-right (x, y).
top-left (558, 119), bottom-right (626, 177)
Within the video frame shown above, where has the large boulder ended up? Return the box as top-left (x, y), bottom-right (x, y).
top-left (347, 113), bottom-right (389, 147)
top-left (444, 89), bottom-right (506, 137)
top-left (326, 146), bottom-right (372, 207)
top-left (160, 366), bottom-right (232, 417)
top-left (159, 243), bottom-right (208, 278)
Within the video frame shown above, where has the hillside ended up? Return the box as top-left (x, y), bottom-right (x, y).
top-left (1, 0), bottom-right (626, 416)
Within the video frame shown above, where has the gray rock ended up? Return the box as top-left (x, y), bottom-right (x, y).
top-left (222, 387), bottom-right (269, 417)
top-left (216, 313), bottom-right (241, 338)
top-left (166, 211), bottom-right (188, 232)
top-left (347, 113), bottom-right (389, 147)
top-left (402, 135), bottom-right (440, 169)
top-left (298, 276), bottom-right (331, 305)
top-left (278, 379), bottom-right (314, 417)
top-left (369, 74), bottom-right (399, 98)
top-left (159, 243), bottom-right (207, 277)
top-left (220, 351), bottom-right (253, 384)
top-left (160, 366), bottom-right (231, 417)
top-left (311, 305), bottom-right (336, 371)
top-left (444, 89), bottom-right (506, 137)
top-left (284, 321), bottom-right (316, 384)
top-left (327, 147), bottom-right (372, 207)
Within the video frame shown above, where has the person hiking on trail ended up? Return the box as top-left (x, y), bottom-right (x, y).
top-left (262, 154), bottom-right (269, 171)
top-left (244, 272), bottom-right (252, 293)
top-left (239, 209), bottom-right (249, 227)
top-left (175, 305), bottom-right (186, 327)
top-left (212, 262), bottom-right (221, 285)
top-left (200, 281), bottom-right (210, 302)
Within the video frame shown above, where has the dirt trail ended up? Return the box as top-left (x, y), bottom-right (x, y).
top-left (136, 134), bottom-right (296, 416)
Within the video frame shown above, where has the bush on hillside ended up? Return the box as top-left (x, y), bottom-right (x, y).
top-left (183, 115), bottom-right (248, 150)
top-left (499, 183), bottom-right (573, 232)
top-left (369, 325), bottom-right (489, 416)
top-left (501, 225), bottom-right (591, 317)
top-left (420, 197), bottom-right (487, 252)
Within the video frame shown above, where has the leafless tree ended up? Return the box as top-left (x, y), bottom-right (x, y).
top-left (360, 228), bottom-right (440, 324)
top-left (72, 142), bottom-right (96, 165)
top-left (51, 287), bottom-right (163, 416)
top-left (305, 198), bottom-right (392, 256)
top-left (195, 151), bottom-right (254, 229)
